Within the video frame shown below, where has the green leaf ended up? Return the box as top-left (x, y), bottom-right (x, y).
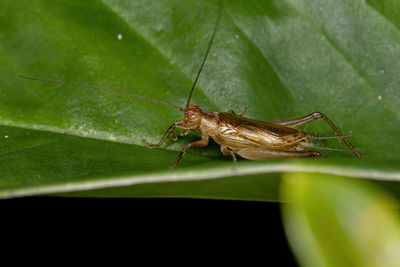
top-left (1, 0), bottom-right (399, 198)
top-left (281, 172), bottom-right (400, 267)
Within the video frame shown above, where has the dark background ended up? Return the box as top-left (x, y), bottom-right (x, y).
top-left (1, 197), bottom-right (298, 265)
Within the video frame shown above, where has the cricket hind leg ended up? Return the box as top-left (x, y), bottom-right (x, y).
top-left (268, 111), bottom-right (362, 158)
top-left (171, 135), bottom-right (210, 168)
top-left (236, 147), bottom-right (326, 160)
top-left (268, 112), bottom-right (321, 127)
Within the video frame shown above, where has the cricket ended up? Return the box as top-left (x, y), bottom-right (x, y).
top-left (19, 0), bottom-right (362, 168)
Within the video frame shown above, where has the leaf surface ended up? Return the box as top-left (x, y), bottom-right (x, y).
top-left (0, 0), bottom-right (399, 198)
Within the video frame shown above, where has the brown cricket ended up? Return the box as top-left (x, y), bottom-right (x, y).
top-left (19, 0), bottom-right (362, 168)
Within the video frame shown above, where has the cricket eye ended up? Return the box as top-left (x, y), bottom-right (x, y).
top-left (189, 113), bottom-right (198, 121)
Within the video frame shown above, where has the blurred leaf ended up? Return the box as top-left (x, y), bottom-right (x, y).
top-left (0, 0), bottom-right (399, 198)
top-left (282, 173), bottom-right (400, 267)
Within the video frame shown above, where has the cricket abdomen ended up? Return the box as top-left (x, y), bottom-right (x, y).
top-left (212, 112), bottom-right (308, 151)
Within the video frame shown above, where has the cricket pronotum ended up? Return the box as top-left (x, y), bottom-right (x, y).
top-left (19, 0), bottom-right (362, 168)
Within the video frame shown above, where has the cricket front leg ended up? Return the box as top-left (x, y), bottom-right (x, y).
top-left (269, 112), bottom-right (362, 158)
top-left (236, 147), bottom-right (326, 160)
top-left (171, 135), bottom-right (209, 168)
top-left (144, 121), bottom-right (182, 148)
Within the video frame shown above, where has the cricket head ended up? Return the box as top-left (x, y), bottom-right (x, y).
top-left (182, 103), bottom-right (203, 128)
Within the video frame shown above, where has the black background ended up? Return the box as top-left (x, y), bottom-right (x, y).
top-left (1, 198), bottom-right (298, 265)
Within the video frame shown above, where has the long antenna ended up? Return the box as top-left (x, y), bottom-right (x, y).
top-left (18, 75), bottom-right (184, 111)
top-left (185, 0), bottom-right (223, 108)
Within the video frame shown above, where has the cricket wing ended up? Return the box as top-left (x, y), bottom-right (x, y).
top-left (214, 112), bottom-right (307, 149)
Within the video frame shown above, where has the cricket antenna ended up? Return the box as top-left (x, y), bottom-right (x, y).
top-left (185, 0), bottom-right (223, 109)
top-left (18, 75), bottom-right (185, 111)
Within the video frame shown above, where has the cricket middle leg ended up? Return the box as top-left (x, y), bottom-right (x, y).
top-left (221, 145), bottom-right (237, 162)
top-left (171, 135), bottom-right (210, 168)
